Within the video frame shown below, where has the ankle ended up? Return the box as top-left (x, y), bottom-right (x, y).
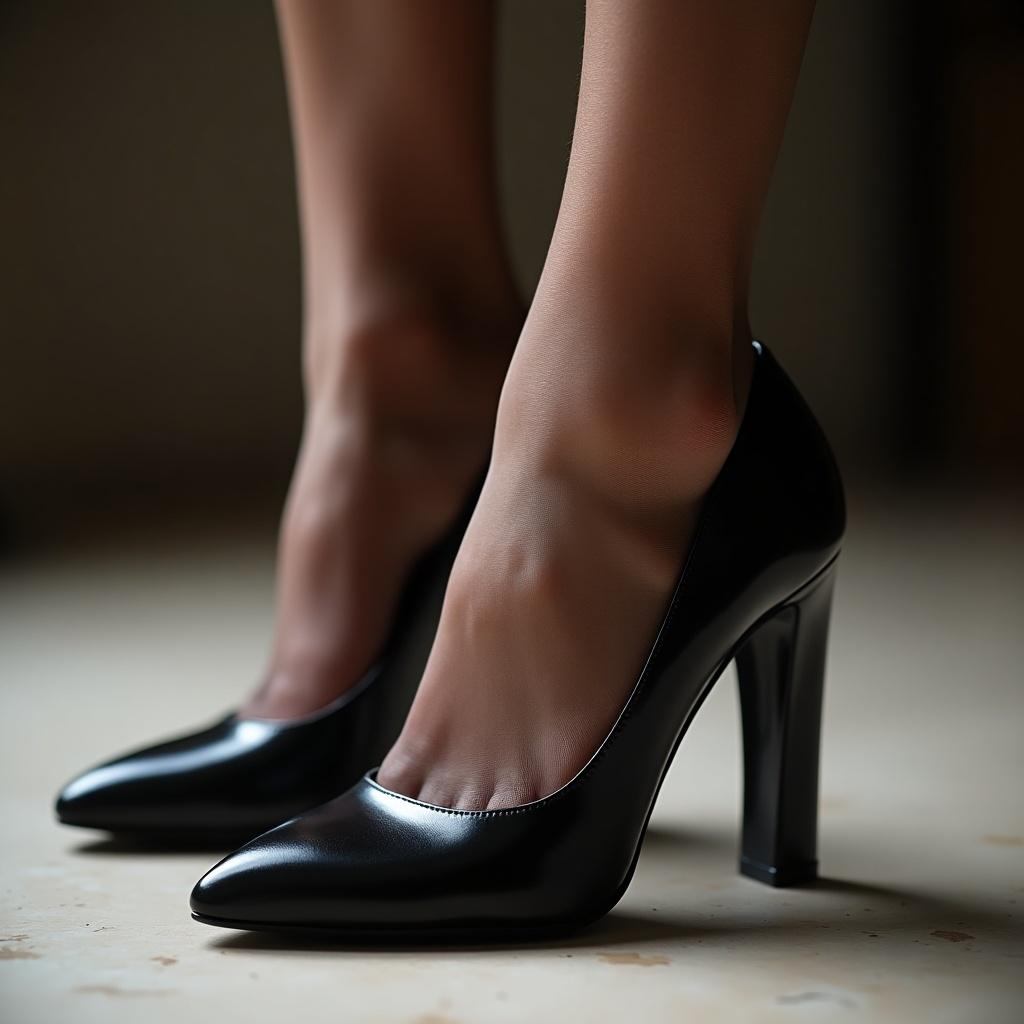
top-left (302, 256), bottom-right (522, 380)
top-left (495, 315), bottom-right (752, 512)
top-left (287, 298), bottom-right (517, 549)
top-left (304, 289), bottom-right (518, 447)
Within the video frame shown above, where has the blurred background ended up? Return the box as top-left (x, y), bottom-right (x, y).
top-left (2, 5), bottom-right (1023, 1019)
top-left (2, 0), bottom-right (1022, 550)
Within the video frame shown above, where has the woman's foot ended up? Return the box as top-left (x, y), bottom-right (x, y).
top-left (377, 0), bottom-right (810, 810)
top-left (243, 300), bottom-right (516, 720)
top-left (248, 0), bottom-right (521, 719)
top-left (378, 314), bottom-right (753, 809)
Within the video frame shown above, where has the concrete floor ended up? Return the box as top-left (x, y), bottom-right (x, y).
top-left (1, 494), bottom-right (1022, 1023)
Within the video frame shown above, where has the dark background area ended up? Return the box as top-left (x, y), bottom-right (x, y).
top-left (2, 0), bottom-right (1022, 549)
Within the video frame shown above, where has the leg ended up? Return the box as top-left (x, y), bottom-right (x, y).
top-left (246, 0), bottom-right (521, 719)
top-left (380, 0), bottom-right (816, 807)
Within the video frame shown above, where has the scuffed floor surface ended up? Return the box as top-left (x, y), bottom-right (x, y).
top-left (1, 493), bottom-right (1022, 1023)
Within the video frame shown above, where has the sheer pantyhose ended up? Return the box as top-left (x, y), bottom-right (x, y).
top-left (245, 0), bottom-right (520, 720)
top-left (253, 0), bottom-right (815, 811)
top-left (378, 0), bottom-right (816, 808)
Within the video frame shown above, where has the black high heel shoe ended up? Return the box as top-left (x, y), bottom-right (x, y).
top-left (190, 341), bottom-right (844, 934)
top-left (55, 490), bottom-right (477, 846)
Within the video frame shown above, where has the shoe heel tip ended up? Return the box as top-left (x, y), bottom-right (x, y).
top-left (740, 856), bottom-right (817, 888)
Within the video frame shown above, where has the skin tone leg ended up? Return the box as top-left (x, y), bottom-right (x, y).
top-left (245, 0), bottom-right (521, 720)
top-left (379, 0), bottom-right (817, 809)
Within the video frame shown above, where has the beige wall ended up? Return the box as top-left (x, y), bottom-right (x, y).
top-left (1, 2), bottom-right (905, 521)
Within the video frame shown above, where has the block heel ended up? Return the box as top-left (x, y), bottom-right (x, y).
top-left (736, 561), bottom-right (837, 887)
